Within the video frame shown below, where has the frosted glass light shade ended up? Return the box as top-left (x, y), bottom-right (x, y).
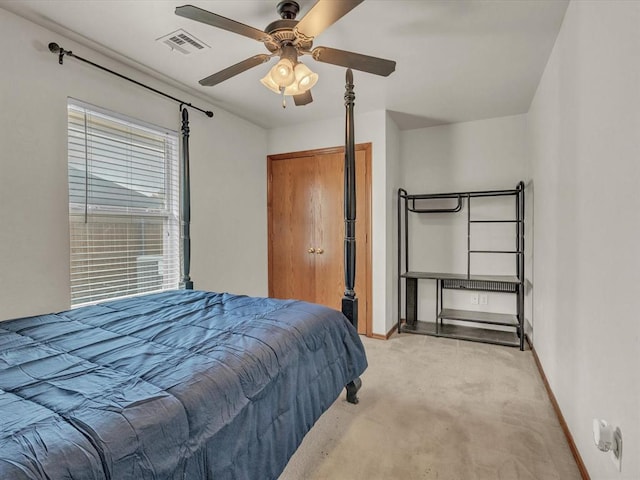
top-left (270, 58), bottom-right (295, 87)
top-left (260, 73), bottom-right (281, 94)
top-left (294, 63), bottom-right (318, 91)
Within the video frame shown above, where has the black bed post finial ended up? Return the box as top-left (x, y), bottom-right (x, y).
top-left (342, 68), bottom-right (358, 329)
top-left (180, 106), bottom-right (194, 290)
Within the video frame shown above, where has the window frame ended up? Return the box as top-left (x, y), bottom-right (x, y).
top-left (67, 98), bottom-right (180, 307)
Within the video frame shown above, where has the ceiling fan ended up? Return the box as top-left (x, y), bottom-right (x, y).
top-left (175, 0), bottom-right (396, 106)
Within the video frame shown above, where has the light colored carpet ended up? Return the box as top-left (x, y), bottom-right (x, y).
top-left (280, 334), bottom-right (582, 480)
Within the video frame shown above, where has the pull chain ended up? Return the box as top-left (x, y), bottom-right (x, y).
top-left (281, 87), bottom-right (286, 108)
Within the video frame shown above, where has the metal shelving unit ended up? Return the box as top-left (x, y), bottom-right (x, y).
top-left (397, 182), bottom-right (525, 350)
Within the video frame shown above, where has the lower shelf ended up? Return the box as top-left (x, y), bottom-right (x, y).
top-left (401, 320), bottom-right (520, 348)
top-left (438, 308), bottom-right (518, 327)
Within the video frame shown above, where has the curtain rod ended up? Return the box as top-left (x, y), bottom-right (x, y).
top-left (48, 42), bottom-right (214, 118)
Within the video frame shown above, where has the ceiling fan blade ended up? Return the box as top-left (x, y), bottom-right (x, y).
top-left (312, 46), bottom-right (396, 77)
top-left (295, 0), bottom-right (364, 39)
top-left (293, 90), bottom-right (313, 106)
top-left (199, 54), bottom-right (272, 86)
top-left (175, 5), bottom-right (273, 43)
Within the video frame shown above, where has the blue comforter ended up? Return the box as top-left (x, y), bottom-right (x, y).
top-left (0, 290), bottom-right (367, 479)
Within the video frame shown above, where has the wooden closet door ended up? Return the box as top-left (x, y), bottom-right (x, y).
top-left (314, 150), bottom-right (368, 331)
top-left (314, 152), bottom-right (343, 310)
top-left (268, 145), bottom-right (371, 335)
top-left (269, 156), bottom-right (316, 303)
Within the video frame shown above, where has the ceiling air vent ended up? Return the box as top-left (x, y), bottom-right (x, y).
top-left (157, 29), bottom-right (210, 55)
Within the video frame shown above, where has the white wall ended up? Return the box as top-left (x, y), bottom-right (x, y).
top-left (400, 115), bottom-right (527, 195)
top-left (189, 103), bottom-right (268, 298)
top-left (268, 109), bottom-right (397, 336)
top-left (0, 9), bottom-right (268, 321)
top-left (385, 113), bottom-right (401, 334)
top-left (399, 115), bottom-right (528, 322)
top-left (527, 1), bottom-right (640, 478)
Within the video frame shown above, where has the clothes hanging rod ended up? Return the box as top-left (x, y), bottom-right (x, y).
top-left (48, 42), bottom-right (214, 118)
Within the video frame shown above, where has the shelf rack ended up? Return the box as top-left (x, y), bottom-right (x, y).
top-left (397, 182), bottom-right (525, 350)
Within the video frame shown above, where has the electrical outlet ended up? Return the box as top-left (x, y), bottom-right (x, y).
top-left (480, 294), bottom-right (488, 305)
top-left (471, 293), bottom-right (479, 305)
top-left (593, 419), bottom-right (622, 472)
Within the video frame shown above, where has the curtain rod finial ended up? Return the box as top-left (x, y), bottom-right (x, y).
top-left (49, 42), bottom-right (68, 64)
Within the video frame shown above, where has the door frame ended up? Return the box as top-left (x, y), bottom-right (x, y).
top-left (267, 143), bottom-right (373, 337)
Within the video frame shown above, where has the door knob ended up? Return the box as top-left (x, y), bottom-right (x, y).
top-left (308, 247), bottom-right (316, 254)
top-left (316, 248), bottom-right (324, 254)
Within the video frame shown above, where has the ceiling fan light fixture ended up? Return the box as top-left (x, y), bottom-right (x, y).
top-left (261, 60), bottom-right (318, 96)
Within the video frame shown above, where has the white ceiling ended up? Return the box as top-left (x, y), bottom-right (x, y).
top-left (0, 0), bottom-right (569, 130)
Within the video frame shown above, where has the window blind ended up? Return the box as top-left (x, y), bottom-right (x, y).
top-left (68, 100), bottom-right (180, 306)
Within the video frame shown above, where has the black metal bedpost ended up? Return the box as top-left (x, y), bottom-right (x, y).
top-left (180, 107), bottom-right (194, 290)
top-left (342, 68), bottom-right (358, 328)
top-left (343, 69), bottom-right (362, 405)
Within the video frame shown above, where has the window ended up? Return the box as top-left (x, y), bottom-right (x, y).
top-left (68, 100), bottom-right (180, 306)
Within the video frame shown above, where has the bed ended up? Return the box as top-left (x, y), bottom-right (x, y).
top-left (0, 290), bottom-right (366, 479)
top-left (0, 68), bottom-right (364, 479)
